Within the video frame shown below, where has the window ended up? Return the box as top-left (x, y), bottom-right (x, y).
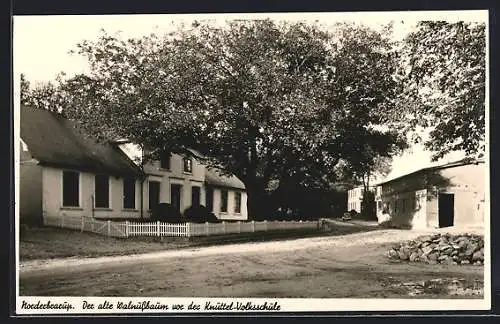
top-left (183, 157), bottom-right (192, 173)
top-left (150, 181), bottom-right (161, 211)
top-left (123, 177), bottom-right (136, 209)
top-left (94, 175), bottom-right (110, 208)
top-left (62, 171), bottom-right (79, 207)
top-left (220, 190), bottom-right (228, 213)
top-left (170, 184), bottom-right (181, 213)
top-left (160, 151), bottom-right (171, 170)
top-left (234, 192), bottom-right (242, 214)
top-left (191, 186), bottom-right (201, 206)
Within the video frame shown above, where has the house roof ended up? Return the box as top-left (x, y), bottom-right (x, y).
top-left (375, 158), bottom-right (485, 186)
top-left (205, 168), bottom-right (246, 190)
top-left (20, 105), bottom-right (142, 177)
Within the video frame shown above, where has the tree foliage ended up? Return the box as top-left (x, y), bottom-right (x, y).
top-left (20, 73), bottom-right (70, 114)
top-left (398, 21), bottom-right (486, 160)
top-left (21, 20), bottom-right (407, 219)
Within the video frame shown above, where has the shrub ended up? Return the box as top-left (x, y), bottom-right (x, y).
top-left (183, 205), bottom-right (220, 223)
top-left (150, 203), bottom-right (183, 223)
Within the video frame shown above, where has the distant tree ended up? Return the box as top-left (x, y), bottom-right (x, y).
top-left (396, 21), bottom-right (486, 160)
top-left (23, 20), bottom-right (407, 220)
top-left (20, 73), bottom-right (70, 114)
top-left (20, 73), bottom-right (30, 104)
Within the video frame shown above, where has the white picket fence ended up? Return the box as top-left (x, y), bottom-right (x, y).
top-left (43, 214), bottom-right (319, 238)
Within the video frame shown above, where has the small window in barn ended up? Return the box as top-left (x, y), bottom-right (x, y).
top-left (123, 177), bottom-right (136, 209)
top-left (234, 192), bottom-right (242, 214)
top-left (62, 171), bottom-right (80, 207)
top-left (183, 157), bottom-right (192, 173)
top-left (220, 190), bottom-right (228, 213)
top-left (160, 151), bottom-right (171, 170)
top-left (94, 175), bottom-right (110, 208)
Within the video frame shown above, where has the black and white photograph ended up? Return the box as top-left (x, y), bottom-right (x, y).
top-left (13, 10), bottom-right (489, 314)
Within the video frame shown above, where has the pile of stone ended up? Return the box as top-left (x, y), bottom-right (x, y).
top-left (387, 233), bottom-right (484, 265)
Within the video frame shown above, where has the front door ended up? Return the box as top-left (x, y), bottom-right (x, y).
top-left (206, 186), bottom-right (214, 211)
top-left (191, 186), bottom-right (201, 206)
top-left (171, 184), bottom-right (182, 213)
top-left (149, 181), bottom-right (160, 211)
top-left (438, 193), bottom-right (454, 228)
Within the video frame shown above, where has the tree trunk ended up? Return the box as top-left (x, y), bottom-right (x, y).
top-left (244, 178), bottom-right (269, 221)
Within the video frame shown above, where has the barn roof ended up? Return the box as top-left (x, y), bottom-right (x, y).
top-left (375, 158), bottom-right (485, 186)
top-left (20, 105), bottom-right (143, 177)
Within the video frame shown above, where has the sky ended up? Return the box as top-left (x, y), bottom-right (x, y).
top-left (13, 10), bottom-right (488, 183)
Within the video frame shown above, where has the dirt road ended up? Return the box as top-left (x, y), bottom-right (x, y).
top-left (19, 229), bottom-right (484, 298)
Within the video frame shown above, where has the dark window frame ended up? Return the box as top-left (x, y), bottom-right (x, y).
top-left (220, 189), bottom-right (228, 213)
top-left (191, 186), bottom-right (201, 206)
top-left (234, 191), bottom-right (242, 214)
top-left (123, 177), bottom-right (136, 209)
top-left (62, 170), bottom-right (80, 207)
top-left (94, 174), bottom-right (110, 208)
top-left (183, 157), bottom-right (193, 173)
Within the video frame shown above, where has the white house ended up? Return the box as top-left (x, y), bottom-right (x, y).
top-left (19, 105), bottom-right (248, 225)
top-left (19, 105), bottom-right (144, 225)
top-left (347, 186), bottom-right (375, 213)
top-left (118, 143), bottom-right (248, 221)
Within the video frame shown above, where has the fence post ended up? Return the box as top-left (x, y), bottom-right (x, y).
top-left (60, 214), bottom-right (63, 228)
top-left (222, 221), bottom-right (226, 234)
top-left (264, 220), bottom-right (267, 231)
top-left (251, 220), bottom-right (255, 232)
top-left (125, 221), bottom-right (129, 238)
top-left (81, 216), bottom-right (84, 232)
top-left (186, 222), bottom-right (190, 238)
top-left (107, 220), bottom-right (111, 236)
top-left (237, 221), bottom-right (241, 233)
top-left (205, 222), bottom-right (209, 236)
top-left (157, 221), bottom-right (160, 237)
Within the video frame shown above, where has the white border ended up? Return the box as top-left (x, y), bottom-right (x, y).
top-left (13, 9), bottom-right (491, 315)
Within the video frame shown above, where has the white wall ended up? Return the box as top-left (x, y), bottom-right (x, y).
top-left (375, 163), bottom-right (485, 229)
top-left (42, 166), bottom-right (142, 220)
top-left (143, 153), bottom-right (206, 214)
top-left (211, 188), bottom-right (247, 221)
top-left (40, 155), bottom-right (249, 222)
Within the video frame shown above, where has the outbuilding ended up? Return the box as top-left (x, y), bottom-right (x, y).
top-left (374, 158), bottom-right (485, 229)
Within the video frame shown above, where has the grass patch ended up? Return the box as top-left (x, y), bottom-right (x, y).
top-left (19, 222), bottom-right (377, 261)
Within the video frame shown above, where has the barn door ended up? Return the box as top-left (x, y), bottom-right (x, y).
top-left (438, 193), bottom-right (454, 228)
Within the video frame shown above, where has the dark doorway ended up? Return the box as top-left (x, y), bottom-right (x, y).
top-left (438, 193), bottom-right (454, 228)
top-left (171, 184), bottom-right (182, 213)
top-left (191, 186), bottom-right (201, 206)
top-left (149, 181), bottom-right (161, 211)
top-left (206, 186), bottom-right (214, 211)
